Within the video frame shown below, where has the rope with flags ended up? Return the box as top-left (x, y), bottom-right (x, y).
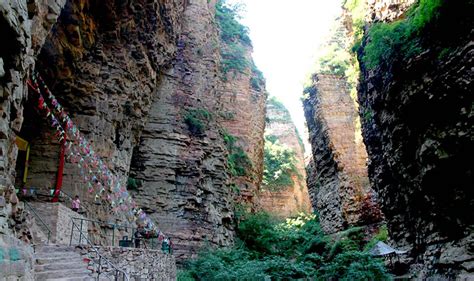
top-left (27, 72), bottom-right (164, 239)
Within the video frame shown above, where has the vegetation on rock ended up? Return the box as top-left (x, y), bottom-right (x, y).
top-left (216, 0), bottom-right (251, 77)
top-left (361, 0), bottom-right (445, 69)
top-left (184, 108), bottom-right (212, 135)
top-left (223, 130), bottom-right (252, 177)
top-left (262, 135), bottom-right (299, 191)
top-left (250, 61), bottom-right (265, 91)
top-left (266, 97), bottom-right (292, 123)
top-left (216, 0), bottom-right (251, 46)
top-left (178, 213), bottom-right (391, 280)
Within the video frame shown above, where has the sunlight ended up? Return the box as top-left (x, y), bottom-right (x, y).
top-left (229, 0), bottom-right (342, 147)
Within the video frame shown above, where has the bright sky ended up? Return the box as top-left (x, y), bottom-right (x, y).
top-left (230, 0), bottom-right (342, 150)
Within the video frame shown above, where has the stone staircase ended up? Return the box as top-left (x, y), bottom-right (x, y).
top-left (34, 245), bottom-right (93, 281)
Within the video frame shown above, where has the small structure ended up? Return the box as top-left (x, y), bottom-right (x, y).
top-left (369, 241), bottom-right (407, 259)
top-left (369, 241), bottom-right (407, 257)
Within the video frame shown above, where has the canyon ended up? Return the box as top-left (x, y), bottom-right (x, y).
top-left (0, 0), bottom-right (472, 280)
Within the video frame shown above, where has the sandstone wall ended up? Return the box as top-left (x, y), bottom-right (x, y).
top-left (0, 234), bottom-right (35, 281)
top-left (23, 0), bottom-right (185, 221)
top-left (129, 0), bottom-right (235, 262)
top-left (217, 53), bottom-right (267, 204)
top-left (0, 1), bottom-right (67, 279)
top-left (357, 1), bottom-right (473, 276)
top-left (1, 0), bottom-right (267, 267)
top-left (257, 99), bottom-right (311, 217)
top-left (303, 74), bottom-right (380, 233)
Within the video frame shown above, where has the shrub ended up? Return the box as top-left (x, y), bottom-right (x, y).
top-left (237, 212), bottom-right (278, 255)
top-left (220, 43), bottom-right (249, 76)
top-left (266, 97), bottom-right (292, 123)
top-left (222, 130), bottom-right (251, 177)
top-left (317, 42), bottom-right (351, 75)
top-left (184, 108), bottom-right (212, 135)
top-left (216, 0), bottom-right (254, 79)
top-left (126, 177), bottom-right (140, 190)
top-left (250, 61), bottom-right (265, 91)
top-left (228, 147), bottom-right (251, 176)
top-left (321, 251), bottom-right (391, 281)
top-left (262, 135), bottom-right (298, 190)
top-left (219, 111), bottom-right (236, 120)
top-left (362, 0), bottom-right (444, 69)
top-left (364, 225), bottom-right (389, 252)
top-left (215, 0), bottom-right (251, 46)
top-left (180, 212), bottom-right (392, 280)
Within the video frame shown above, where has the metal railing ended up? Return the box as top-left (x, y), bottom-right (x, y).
top-left (69, 216), bottom-right (163, 250)
top-left (24, 201), bottom-right (52, 243)
top-left (70, 218), bottom-right (130, 281)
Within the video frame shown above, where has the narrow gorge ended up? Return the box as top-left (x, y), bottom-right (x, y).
top-left (0, 0), bottom-right (472, 280)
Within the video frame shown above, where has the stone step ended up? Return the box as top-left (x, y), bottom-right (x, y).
top-left (35, 269), bottom-right (92, 280)
top-left (36, 256), bottom-right (85, 265)
top-left (35, 252), bottom-right (83, 260)
top-left (36, 245), bottom-right (80, 253)
top-left (41, 278), bottom-right (95, 281)
top-left (35, 261), bottom-right (88, 272)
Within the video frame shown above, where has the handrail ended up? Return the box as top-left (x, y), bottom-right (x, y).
top-left (70, 217), bottom-right (160, 249)
top-left (24, 201), bottom-right (52, 244)
top-left (70, 218), bottom-right (130, 281)
top-left (71, 216), bottom-right (132, 229)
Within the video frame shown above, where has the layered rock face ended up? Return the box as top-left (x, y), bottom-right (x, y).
top-left (303, 74), bottom-right (380, 233)
top-left (25, 0), bottom-right (184, 200)
top-left (0, 0), bottom-right (67, 202)
top-left (1, 0), bottom-right (267, 267)
top-left (129, 0), bottom-right (235, 261)
top-left (357, 1), bottom-right (473, 276)
top-left (217, 55), bottom-right (267, 204)
top-left (258, 99), bottom-right (311, 217)
top-left (0, 1), bottom-right (67, 278)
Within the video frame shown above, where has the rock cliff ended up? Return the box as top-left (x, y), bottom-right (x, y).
top-left (1, 0), bottom-right (67, 278)
top-left (129, 0), bottom-right (235, 261)
top-left (0, 0), bottom-right (268, 270)
top-left (357, 1), bottom-right (473, 277)
top-left (258, 98), bottom-right (311, 217)
top-left (303, 74), bottom-right (381, 234)
top-left (215, 2), bottom-right (267, 206)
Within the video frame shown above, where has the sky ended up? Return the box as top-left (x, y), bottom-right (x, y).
top-left (229, 0), bottom-right (342, 151)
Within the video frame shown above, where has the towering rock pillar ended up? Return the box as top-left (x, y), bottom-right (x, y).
top-left (258, 98), bottom-right (311, 217)
top-left (303, 74), bottom-right (381, 233)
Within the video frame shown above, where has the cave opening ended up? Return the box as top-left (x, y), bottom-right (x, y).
top-left (14, 91), bottom-right (62, 199)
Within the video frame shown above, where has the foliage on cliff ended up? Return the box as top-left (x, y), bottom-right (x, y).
top-left (216, 0), bottom-right (250, 77)
top-left (223, 131), bottom-right (252, 177)
top-left (184, 108), bottom-right (212, 135)
top-left (216, 0), bottom-right (251, 46)
top-left (262, 136), bottom-right (298, 191)
top-left (266, 97), bottom-right (292, 123)
top-left (178, 213), bottom-right (391, 280)
top-left (360, 0), bottom-right (471, 69)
